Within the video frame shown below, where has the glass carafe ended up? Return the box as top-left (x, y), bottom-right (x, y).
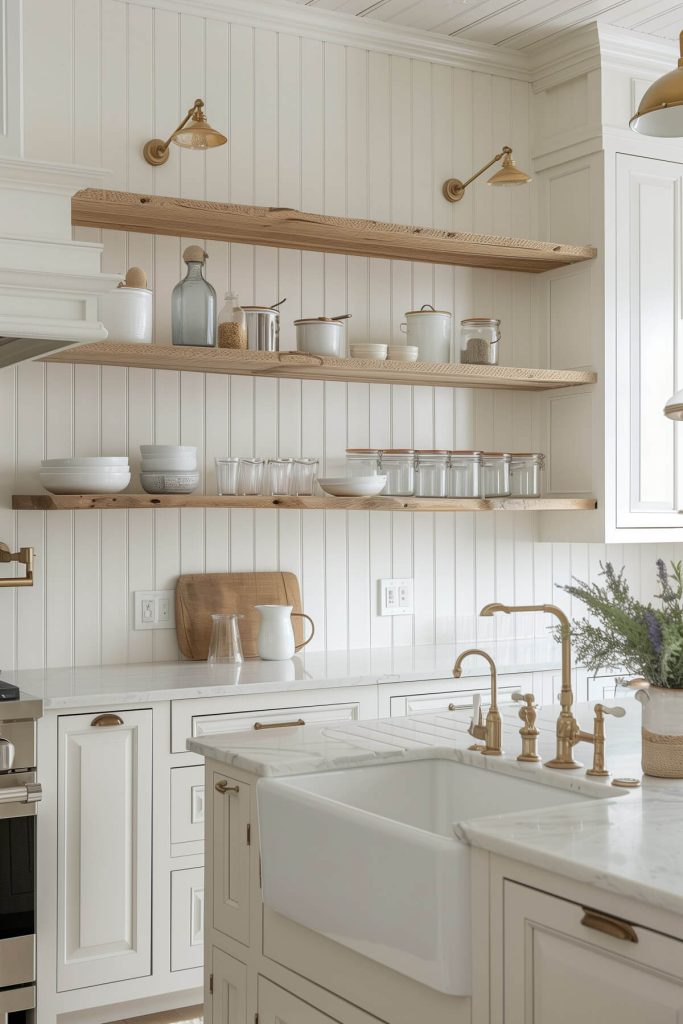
top-left (207, 612), bottom-right (244, 665)
top-left (172, 246), bottom-right (217, 347)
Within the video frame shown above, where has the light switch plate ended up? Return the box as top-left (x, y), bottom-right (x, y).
top-left (378, 578), bottom-right (414, 616)
top-left (134, 590), bottom-right (176, 630)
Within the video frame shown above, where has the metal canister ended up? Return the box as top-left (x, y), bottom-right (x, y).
top-left (242, 299), bottom-right (286, 352)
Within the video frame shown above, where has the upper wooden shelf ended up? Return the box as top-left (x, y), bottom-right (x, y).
top-left (71, 189), bottom-right (596, 273)
top-left (45, 342), bottom-right (597, 392)
top-left (12, 494), bottom-right (597, 513)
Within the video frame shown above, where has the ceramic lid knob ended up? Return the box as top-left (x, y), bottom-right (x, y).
top-left (183, 245), bottom-right (208, 264)
top-left (122, 266), bottom-right (148, 289)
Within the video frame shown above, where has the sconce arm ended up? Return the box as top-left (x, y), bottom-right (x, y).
top-left (460, 148), bottom-right (509, 190)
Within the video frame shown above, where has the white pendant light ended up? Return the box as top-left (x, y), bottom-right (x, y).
top-left (664, 388), bottom-right (683, 420)
top-left (630, 31), bottom-right (683, 137)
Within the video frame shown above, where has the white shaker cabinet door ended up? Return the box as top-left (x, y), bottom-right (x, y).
top-left (615, 153), bottom-right (683, 530)
top-left (57, 709), bottom-right (152, 991)
top-left (504, 881), bottom-right (683, 1023)
top-left (210, 948), bottom-right (247, 1024)
top-left (212, 771), bottom-right (251, 946)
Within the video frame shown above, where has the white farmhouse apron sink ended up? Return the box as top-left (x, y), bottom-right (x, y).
top-left (257, 755), bottom-right (624, 996)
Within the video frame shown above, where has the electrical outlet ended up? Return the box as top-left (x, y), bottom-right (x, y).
top-left (134, 590), bottom-right (176, 630)
top-left (378, 578), bottom-right (414, 616)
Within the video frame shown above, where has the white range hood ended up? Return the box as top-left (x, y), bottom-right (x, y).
top-left (0, 157), bottom-right (119, 369)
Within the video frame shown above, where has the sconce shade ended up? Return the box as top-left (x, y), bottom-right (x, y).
top-left (173, 119), bottom-right (227, 150)
top-left (664, 388), bottom-right (683, 420)
top-left (487, 152), bottom-right (532, 186)
top-left (630, 32), bottom-right (683, 137)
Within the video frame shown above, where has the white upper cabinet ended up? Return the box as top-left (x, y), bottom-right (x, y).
top-left (615, 154), bottom-right (683, 529)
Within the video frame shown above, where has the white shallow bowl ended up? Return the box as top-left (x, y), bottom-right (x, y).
top-left (40, 470), bottom-right (131, 494)
top-left (318, 475), bottom-right (387, 498)
top-left (41, 457), bottom-right (129, 468)
top-left (349, 344), bottom-right (388, 361)
top-left (140, 445), bottom-right (197, 456)
top-left (141, 456), bottom-right (198, 471)
top-left (140, 470), bottom-right (200, 494)
top-left (387, 345), bottom-right (419, 363)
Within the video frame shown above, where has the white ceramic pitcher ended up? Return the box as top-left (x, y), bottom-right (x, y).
top-left (255, 604), bottom-right (315, 661)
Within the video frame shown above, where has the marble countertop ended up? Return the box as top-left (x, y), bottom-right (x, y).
top-left (188, 698), bottom-right (683, 916)
top-left (7, 638), bottom-right (570, 710)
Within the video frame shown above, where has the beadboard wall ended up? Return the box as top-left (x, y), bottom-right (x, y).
top-left (0, 0), bottom-right (676, 669)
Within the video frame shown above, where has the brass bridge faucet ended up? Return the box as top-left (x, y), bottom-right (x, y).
top-left (452, 649), bottom-right (502, 756)
top-left (580, 704), bottom-right (626, 777)
top-left (480, 603), bottom-right (583, 769)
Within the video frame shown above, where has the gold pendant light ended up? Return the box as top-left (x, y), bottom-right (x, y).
top-left (442, 145), bottom-right (531, 203)
top-left (630, 31), bottom-right (683, 137)
top-left (143, 99), bottom-right (227, 166)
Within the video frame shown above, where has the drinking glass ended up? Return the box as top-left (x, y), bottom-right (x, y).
top-left (215, 457), bottom-right (240, 495)
top-left (207, 612), bottom-right (244, 665)
top-left (237, 457), bottom-right (265, 495)
top-left (267, 458), bottom-right (293, 495)
top-left (291, 457), bottom-right (319, 495)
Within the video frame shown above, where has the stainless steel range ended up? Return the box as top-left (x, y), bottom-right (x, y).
top-left (0, 690), bottom-right (42, 1023)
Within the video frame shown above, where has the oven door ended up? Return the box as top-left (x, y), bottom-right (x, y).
top-left (0, 778), bottom-right (36, 992)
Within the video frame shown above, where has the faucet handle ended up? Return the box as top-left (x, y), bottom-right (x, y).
top-left (596, 703), bottom-right (626, 718)
top-left (512, 691), bottom-right (536, 707)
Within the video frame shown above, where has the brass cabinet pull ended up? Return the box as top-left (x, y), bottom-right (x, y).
top-left (581, 908), bottom-right (638, 943)
top-left (91, 713), bottom-right (124, 728)
top-left (215, 779), bottom-right (239, 795)
top-left (253, 718), bottom-right (305, 731)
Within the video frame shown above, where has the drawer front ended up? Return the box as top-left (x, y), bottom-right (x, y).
top-left (390, 684), bottom-right (521, 717)
top-left (171, 765), bottom-right (205, 854)
top-left (172, 698), bottom-right (362, 752)
top-left (258, 976), bottom-right (385, 1024)
top-left (171, 867), bottom-right (204, 972)
top-left (212, 771), bottom-right (251, 946)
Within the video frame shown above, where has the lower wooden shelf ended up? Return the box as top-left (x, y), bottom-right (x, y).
top-left (12, 494), bottom-right (597, 512)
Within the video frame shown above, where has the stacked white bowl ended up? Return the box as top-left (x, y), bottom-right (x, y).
top-left (139, 445), bottom-right (199, 494)
top-left (40, 457), bottom-right (131, 494)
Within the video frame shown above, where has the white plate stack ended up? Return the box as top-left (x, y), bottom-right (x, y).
top-left (140, 445), bottom-right (199, 494)
top-left (40, 457), bottom-right (131, 494)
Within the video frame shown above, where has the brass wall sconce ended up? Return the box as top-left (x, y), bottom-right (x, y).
top-left (143, 98), bottom-right (227, 166)
top-left (442, 145), bottom-right (532, 203)
top-left (0, 543), bottom-right (34, 588)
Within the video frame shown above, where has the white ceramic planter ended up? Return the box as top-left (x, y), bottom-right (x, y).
top-left (99, 287), bottom-right (153, 344)
top-left (635, 683), bottom-right (683, 778)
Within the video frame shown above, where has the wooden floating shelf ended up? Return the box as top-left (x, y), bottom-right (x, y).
top-left (72, 189), bottom-right (597, 273)
top-left (45, 342), bottom-right (597, 392)
top-left (12, 494), bottom-right (597, 513)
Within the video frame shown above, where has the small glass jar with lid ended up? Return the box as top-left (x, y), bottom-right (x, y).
top-left (449, 451), bottom-right (482, 498)
top-left (481, 453), bottom-right (511, 497)
top-left (346, 448), bottom-right (382, 477)
top-left (460, 318), bottom-right (501, 365)
top-left (509, 453), bottom-right (545, 498)
top-left (415, 451), bottom-right (450, 497)
top-left (382, 450), bottom-right (415, 496)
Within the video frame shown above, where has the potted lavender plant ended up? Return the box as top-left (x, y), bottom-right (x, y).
top-left (559, 560), bottom-right (683, 778)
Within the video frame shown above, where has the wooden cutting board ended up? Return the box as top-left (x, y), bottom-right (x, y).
top-left (175, 571), bottom-right (305, 660)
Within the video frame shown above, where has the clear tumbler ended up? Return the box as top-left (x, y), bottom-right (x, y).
top-left (207, 613), bottom-right (244, 666)
top-left (215, 457), bottom-right (240, 495)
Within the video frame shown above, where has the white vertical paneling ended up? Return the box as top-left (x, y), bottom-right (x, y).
top-left (12, 3), bottom-right (681, 670)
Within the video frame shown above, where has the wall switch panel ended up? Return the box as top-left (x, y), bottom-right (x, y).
top-left (134, 590), bottom-right (176, 630)
top-left (379, 578), bottom-right (414, 616)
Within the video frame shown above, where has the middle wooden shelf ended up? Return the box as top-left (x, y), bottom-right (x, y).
top-left (12, 494), bottom-right (597, 512)
top-left (45, 342), bottom-right (597, 392)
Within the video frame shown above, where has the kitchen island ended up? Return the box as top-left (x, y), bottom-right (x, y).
top-left (190, 699), bottom-right (683, 1024)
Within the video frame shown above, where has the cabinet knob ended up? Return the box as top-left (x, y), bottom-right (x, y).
top-left (91, 713), bottom-right (124, 727)
top-left (215, 779), bottom-right (239, 795)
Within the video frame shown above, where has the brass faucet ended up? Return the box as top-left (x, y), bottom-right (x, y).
top-left (453, 649), bottom-right (502, 756)
top-left (580, 703), bottom-right (626, 777)
top-left (480, 602), bottom-right (583, 769)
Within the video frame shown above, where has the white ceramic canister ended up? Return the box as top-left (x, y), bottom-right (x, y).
top-left (400, 305), bottom-right (452, 363)
top-left (99, 267), bottom-right (153, 344)
top-left (294, 317), bottom-right (347, 357)
top-left (255, 604), bottom-right (315, 661)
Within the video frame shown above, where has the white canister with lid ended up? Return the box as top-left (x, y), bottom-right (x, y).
top-left (99, 267), bottom-right (153, 344)
top-left (294, 315), bottom-right (350, 357)
top-left (400, 305), bottom-right (452, 363)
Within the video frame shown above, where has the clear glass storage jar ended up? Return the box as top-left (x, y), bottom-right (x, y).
top-left (481, 452), bottom-right (511, 497)
top-left (346, 449), bottom-right (382, 477)
top-left (415, 451), bottom-right (450, 498)
top-left (449, 451), bottom-right (482, 498)
top-left (460, 318), bottom-right (501, 365)
top-left (382, 450), bottom-right (415, 496)
top-left (509, 453), bottom-right (545, 498)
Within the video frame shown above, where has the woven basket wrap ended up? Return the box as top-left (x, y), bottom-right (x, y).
top-left (642, 727), bottom-right (683, 779)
